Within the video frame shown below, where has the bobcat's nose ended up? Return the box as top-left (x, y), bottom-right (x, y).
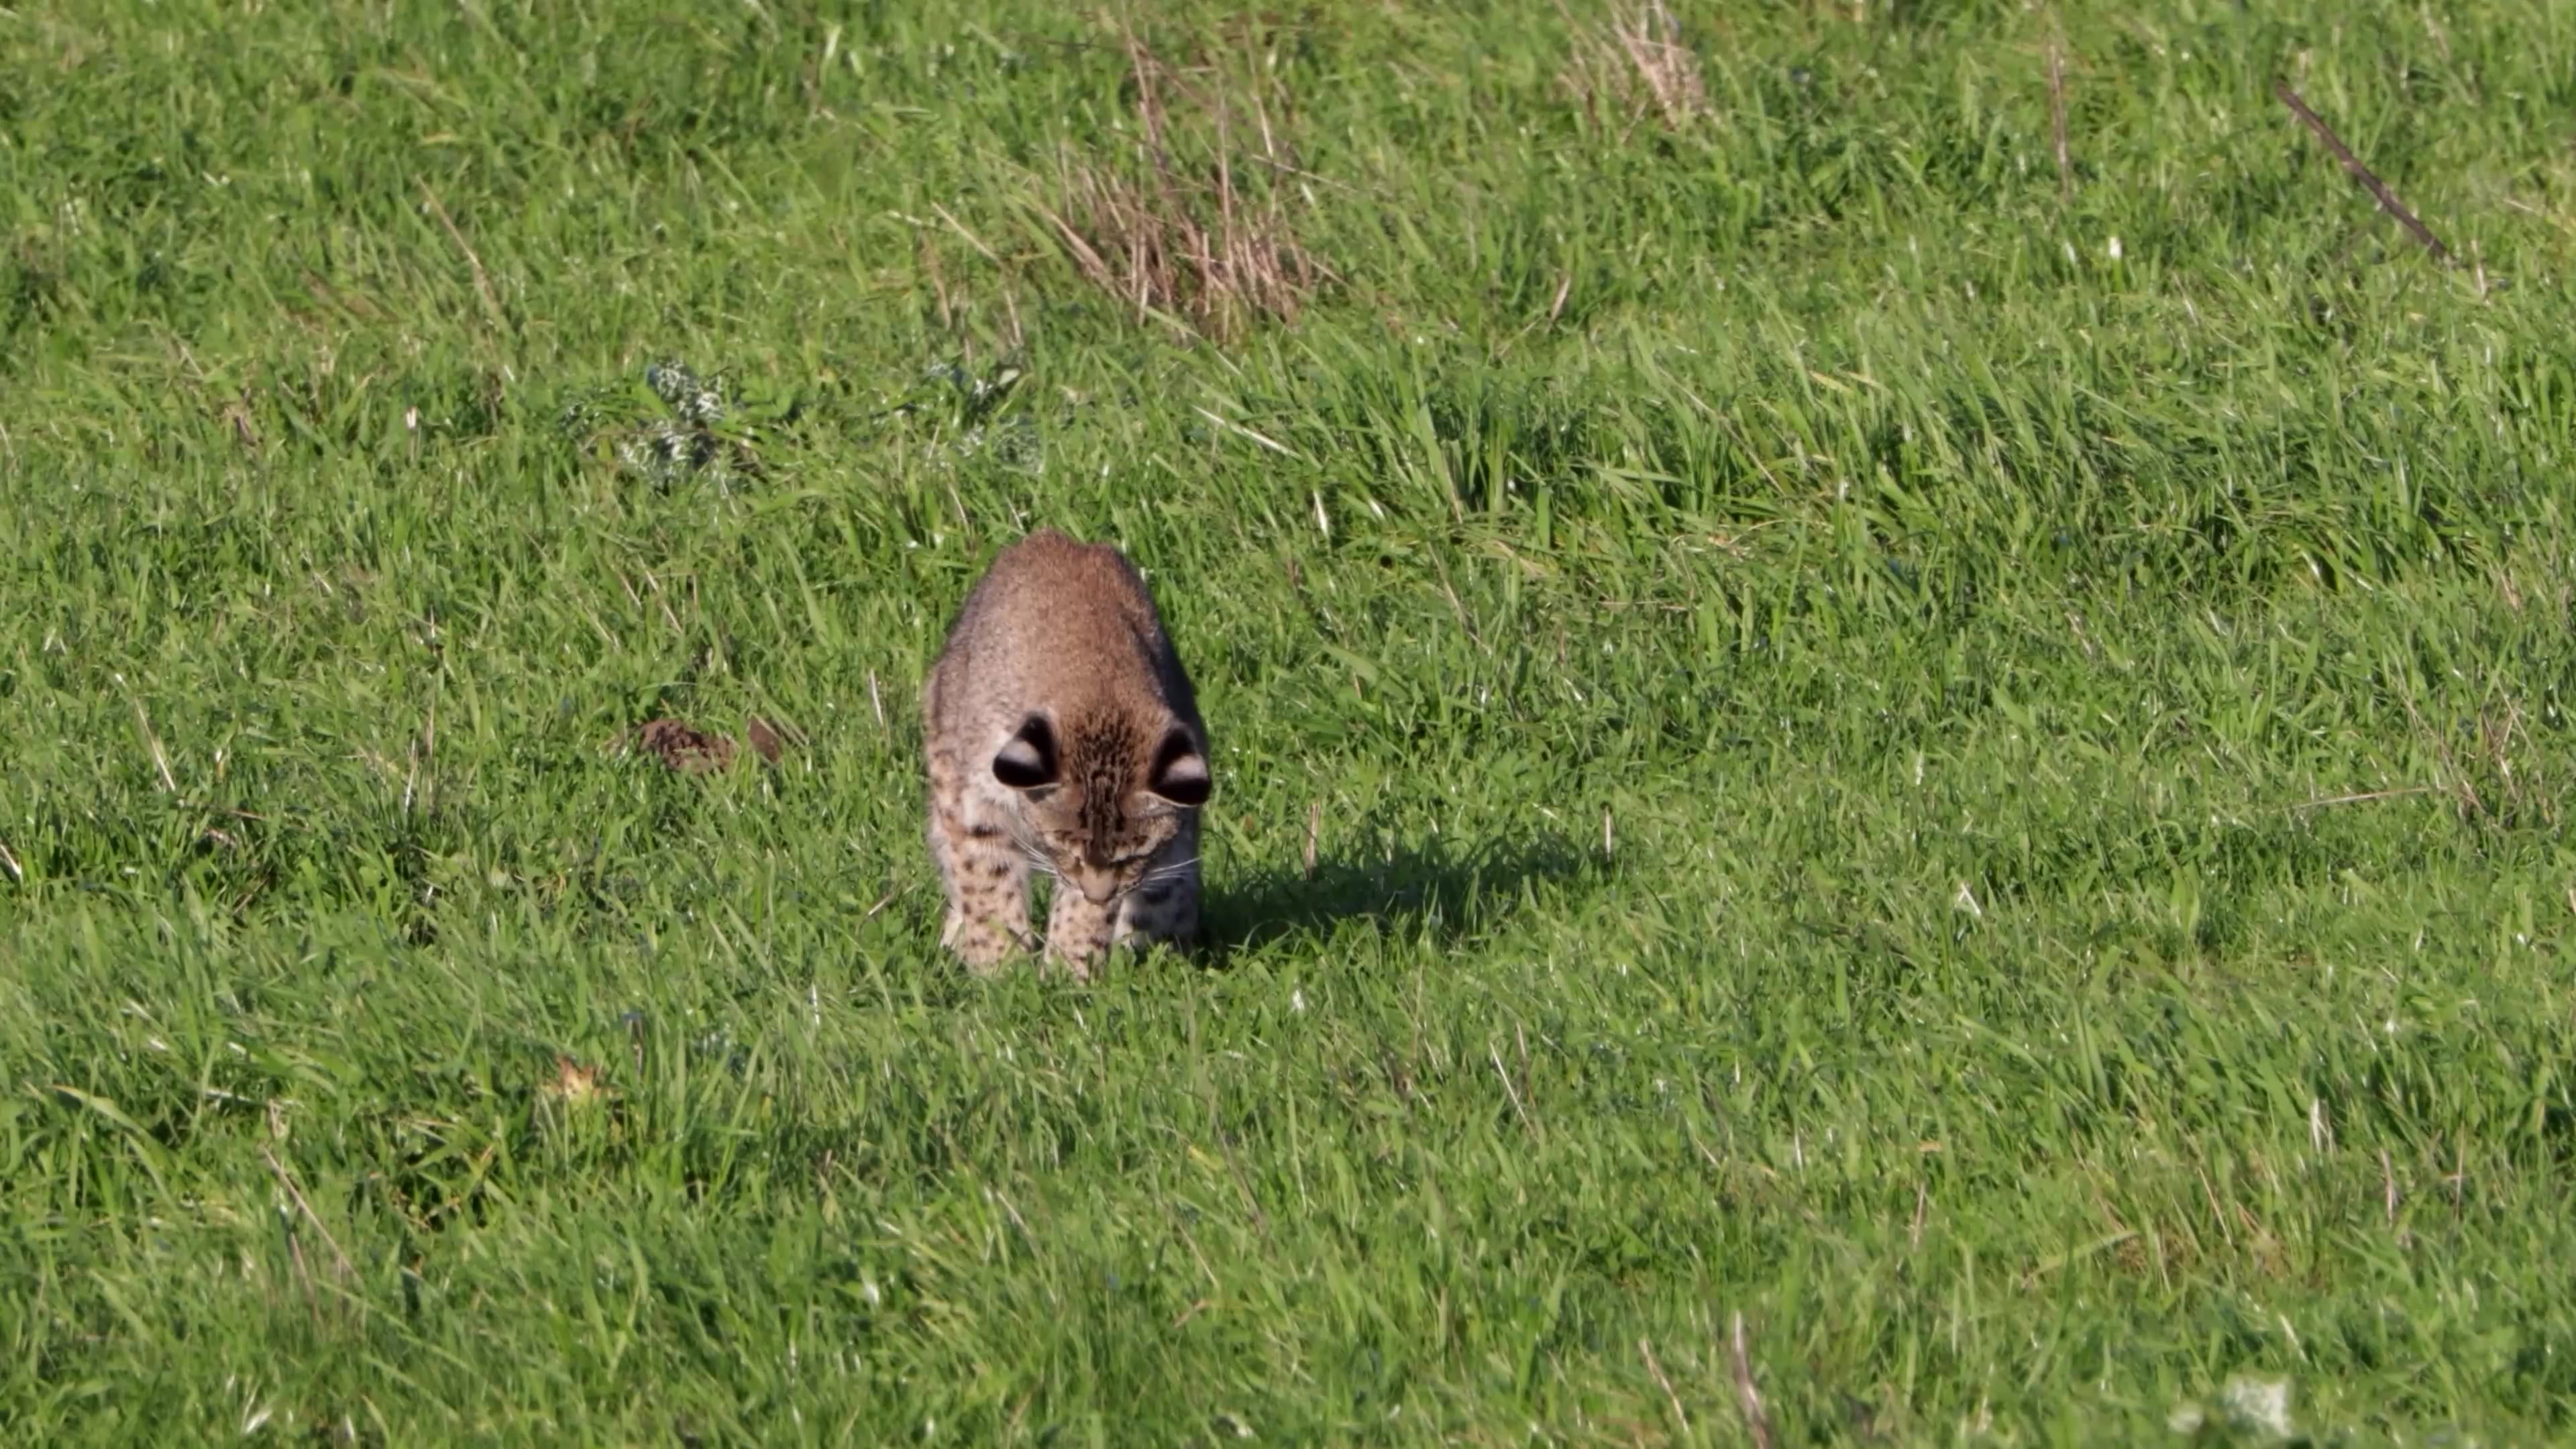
top-left (1075, 865), bottom-right (1120, 906)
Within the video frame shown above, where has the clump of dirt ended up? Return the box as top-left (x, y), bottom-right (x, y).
top-left (637, 718), bottom-right (736, 773)
top-left (621, 715), bottom-right (792, 773)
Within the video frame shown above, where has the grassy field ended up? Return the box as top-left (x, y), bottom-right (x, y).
top-left (5, 0), bottom-right (2576, 1442)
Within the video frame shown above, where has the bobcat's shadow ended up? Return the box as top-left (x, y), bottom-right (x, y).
top-left (1201, 830), bottom-right (1595, 959)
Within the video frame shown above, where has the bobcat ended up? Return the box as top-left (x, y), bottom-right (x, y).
top-left (920, 529), bottom-right (1212, 975)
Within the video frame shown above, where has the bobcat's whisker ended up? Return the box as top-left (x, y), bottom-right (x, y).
top-left (1002, 818), bottom-right (1053, 871)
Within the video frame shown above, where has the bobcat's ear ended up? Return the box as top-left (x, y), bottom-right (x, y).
top-left (991, 714), bottom-right (1060, 792)
top-left (1144, 724), bottom-right (1211, 808)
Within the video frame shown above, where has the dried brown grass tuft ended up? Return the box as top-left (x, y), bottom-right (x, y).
top-left (1030, 30), bottom-right (1332, 342)
top-left (1559, 1), bottom-right (1710, 137)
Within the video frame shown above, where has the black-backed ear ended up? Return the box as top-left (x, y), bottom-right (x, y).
top-left (991, 714), bottom-right (1060, 792)
top-left (1144, 724), bottom-right (1212, 808)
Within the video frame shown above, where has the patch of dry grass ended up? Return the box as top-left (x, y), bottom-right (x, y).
top-left (1559, 1), bottom-right (1710, 136)
top-left (1030, 32), bottom-right (1332, 341)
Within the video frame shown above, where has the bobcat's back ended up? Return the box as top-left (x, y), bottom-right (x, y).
top-left (923, 528), bottom-right (1199, 742)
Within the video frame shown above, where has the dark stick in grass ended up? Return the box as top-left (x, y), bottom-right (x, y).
top-left (2273, 82), bottom-right (2453, 266)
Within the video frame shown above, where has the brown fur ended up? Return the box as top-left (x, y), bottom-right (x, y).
top-left (921, 529), bottom-right (1212, 976)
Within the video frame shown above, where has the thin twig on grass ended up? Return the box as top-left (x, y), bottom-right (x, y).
top-left (2048, 41), bottom-right (2072, 201)
top-left (405, 693), bottom-right (437, 816)
top-left (417, 181), bottom-right (511, 333)
top-left (262, 1145), bottom-right (358, 1281)
top-left (1639, 1338), bottom-right (1688, 1436)
top-left (1490, 1041), bottom-right (1541, 1140)
top-left (113, 674), bottom-right (178, 794)
top-left (2273, 83), bottom-right (2454, 265)
top-left (929, 201), bottom-right (1002, 266)
top-left (2288, 786), bottom-right (2436, 812)
top-left (920, 233), bottom-right (955, 335)
top-left (1192, 405), bottom-right (1309, 462)
top-left (1729, 1311), bottom-right (1778, 1449)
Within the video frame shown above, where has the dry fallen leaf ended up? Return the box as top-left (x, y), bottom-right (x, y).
top-left (539, 1056), bottom-right (604, 1107)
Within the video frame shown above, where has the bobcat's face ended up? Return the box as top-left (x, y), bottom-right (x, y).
top-left (992, 708), bottom-right (1209, 905)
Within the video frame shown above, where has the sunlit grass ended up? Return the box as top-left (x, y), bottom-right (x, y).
top-left (3, 0), bottom-right (2575, 1442)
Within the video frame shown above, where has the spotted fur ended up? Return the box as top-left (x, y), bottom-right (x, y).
top-left (921, 529), bottom-right (1212, 977)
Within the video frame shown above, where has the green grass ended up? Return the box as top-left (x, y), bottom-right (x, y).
top-left (5, 0), bottom-right (2576, 1442)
